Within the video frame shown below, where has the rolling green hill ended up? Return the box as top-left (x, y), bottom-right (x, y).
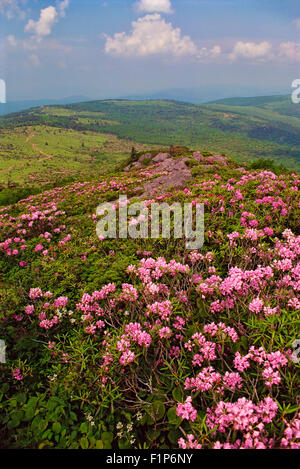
top-left (1, 95), bottom-right (300, 192)
top-left (207, 94), bottom-right (300, 118)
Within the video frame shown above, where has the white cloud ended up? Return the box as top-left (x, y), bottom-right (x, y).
top-left (57, 0), bottom-right (70, 18)
top-left (24, 2), bottom-right (69, 43)
top-left (25, 6), bottom-right (58, 42)
top-left (0, 0), bottom-right (25, 19)
top-left (198, 45), bottom-right (221, 59)
top-left (104, 14), bottom-right (198, 57)
top-left (279, 42), bottom-right (300, 61)
top-left (136, 0), bottom-right (173, 14)
top-left (230, 41), bottom-right (272, 60)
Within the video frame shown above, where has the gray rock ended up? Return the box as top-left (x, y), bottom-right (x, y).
top-left (141, 158), bottom-right (192, 196)
top-left (152, 152), bottom-right (171, 163)
top-left (192, 151), bottom-right (204, 162)
top-left (207, 155), bottom-right (228, 166)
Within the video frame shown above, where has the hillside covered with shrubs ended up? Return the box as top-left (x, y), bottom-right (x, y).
top-left (0, 148), bottom-right (299, 449)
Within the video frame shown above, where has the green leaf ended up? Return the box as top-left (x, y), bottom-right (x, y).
top-left (101, 431), bottom-right (114, 444)
top-left (172, 388), bottom-right (183, 402)
top-left (8, 416), bottom-right (20, 429)
top-left (95, 440), bottom-right (104, 449)
top-left (118, 439), bottom-right (130, 449)
top-left (15, 393), bottom-right (27, 404)
top-left (80, 422), bottom-right (89, 434)
top-left (79, 437), bottom-right (89, 449)
top-left (42, 429), bottom-right (52, 440)
top-left (146, 414), bottom-right (155, 425)
top-left (167, 407), bottom-right (181, 426)
top-left (52, 422), bottom-right (61, 434)
top-left (24, 407), bottom-right (35, 422)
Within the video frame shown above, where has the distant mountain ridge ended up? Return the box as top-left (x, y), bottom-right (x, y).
top-left (120, 86), bottom-right (289, 105)
top-left (1, 94), bottom-right (300, 170)
top-left (206, 95), bottom-right (290, 106)
top-left (1, 85), bottom-right (290, 116)
top-left (0, 96), bottom-right (90, 116)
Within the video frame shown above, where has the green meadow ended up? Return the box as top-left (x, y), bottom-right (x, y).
top-left (0, 124), bottom-right (155, 188)
top-left (2, 96), bottom-right (300, 184)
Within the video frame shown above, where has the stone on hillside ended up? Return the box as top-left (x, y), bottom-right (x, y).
top-left (206, 155), bottom-right (228, 166)
top-left (141, 158), bottom-right (191, 196)
top-left (138, 152), bottom-right (152, 163)
top-left (192, 151), bottom-right (204, 162)
top-left (152, 152), bottom-right (171, 163)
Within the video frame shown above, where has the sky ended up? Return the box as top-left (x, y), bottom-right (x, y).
top-left (0, 0), bottom-right (300, 101)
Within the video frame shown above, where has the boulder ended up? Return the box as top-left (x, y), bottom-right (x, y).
top-left (192, 151), bottom-right (204, 162)
top-left (207, 155), bottom-right (228, 166)
top-left (141, 158), bottom-right (191, 196)
top-left (152, 152), bottom-right (171, 163)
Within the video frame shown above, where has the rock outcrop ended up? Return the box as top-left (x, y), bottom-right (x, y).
top-left (124, 149), bottom-right (229, 197)
top-left (152, 152), bottom-right (171, 163)
top-left (142, 158), bottom-right (191, 196)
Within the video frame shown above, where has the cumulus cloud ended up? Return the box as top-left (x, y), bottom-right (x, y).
top-left (198, 45), bottom-right (221, 59)
top-left (279, 42), bottom-right (300, 61)
top-left (0, 0), bottom-right (25, 19)
top-left (105, 14), bottom-right (213, 58)
top-left (230, 41), bottom-right (272, 60)
top-left (25, 6), bottom-right (58, 42)
top-left (136, 0), bottom-right (173, 14)
top-left (24, 2), bottom-right (70, 42)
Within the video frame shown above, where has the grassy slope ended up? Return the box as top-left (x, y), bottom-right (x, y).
top-left (208, 94), bottom-right (300, 119)
top-left (1, 96), bottom-right (300, 175)
top-left (0, 154), bottom-right (299, 449)
top-left (0, 121), bottom-right (160, 188)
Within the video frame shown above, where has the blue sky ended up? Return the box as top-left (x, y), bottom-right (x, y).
top-left (0, 0), bottom-right (300, 101)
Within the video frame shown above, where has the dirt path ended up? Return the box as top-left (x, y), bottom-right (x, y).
top-left (31, 143), bottom-right (52, 160)
top-left (26, 130), bottom-right (53, 161)
top-left (26, 132), bottom-right (35, 143)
